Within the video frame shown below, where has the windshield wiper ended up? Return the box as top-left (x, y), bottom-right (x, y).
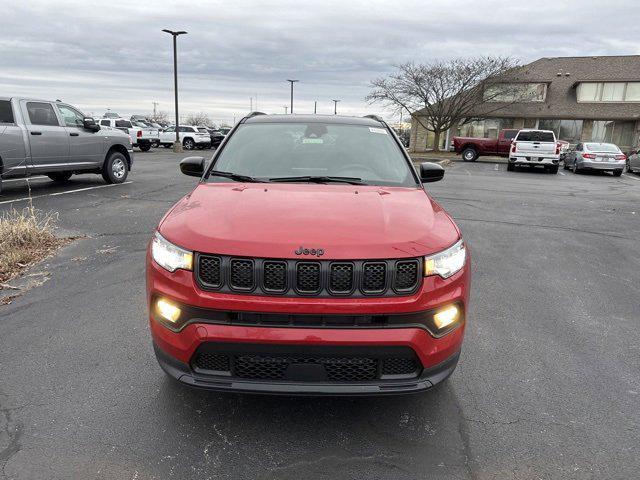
top-left (267, 175), bottom-right (366, 185)
top-left (209, 170), bottom-right (265, 183)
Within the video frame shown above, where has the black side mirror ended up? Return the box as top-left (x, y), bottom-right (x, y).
top-left (180, 156), bottom-right (205, 177)
top-left (419, 162), bottom-right (445, 183)
top-left (83, 117), bottom-right (100, 131)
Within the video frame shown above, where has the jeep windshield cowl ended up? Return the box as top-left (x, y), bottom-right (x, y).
top-left (206, 120), bottom-right (420, 188)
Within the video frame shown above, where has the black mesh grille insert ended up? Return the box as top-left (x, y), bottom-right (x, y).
top-left (329, 263), bottom-right (353, 293)
top-left (198, 256), bottom-right (221, 287)
top-left (263, 261), bottom-right (287, 292)
top-left (193, 352), bottom-right (230, 372)
top-left (230, 259), bottom-right (254, 290)
top-left (362, 262), bottom-right (386, 293)
top-left (381, 357), bottom-right (418, 376)
top-left (233, 355), bottom-right (378, 382)
top-left (395, 260), bottom-right (419, 291)
top-left (296, 262), bottom-right (321, 293)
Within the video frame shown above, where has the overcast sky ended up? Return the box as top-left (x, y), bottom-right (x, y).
top-left (1, 0), bottom-right (637, 125)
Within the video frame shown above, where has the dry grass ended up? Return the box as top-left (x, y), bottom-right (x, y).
top-left (0, 205), bottom-right (66, 284)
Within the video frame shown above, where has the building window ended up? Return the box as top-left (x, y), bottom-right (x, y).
top-left (577, 82), bottom-right (640, 102)
top-left (538, 119), bottom-right (583, 143)
top-left (591, 120), bottom-right (636, 147)
top-left (483, 83), bottom-right (547, 102)
top-left (455, 118), bottom-right (515, 139)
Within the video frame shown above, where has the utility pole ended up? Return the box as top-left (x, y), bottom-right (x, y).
top-left (332, 99), bottom-right (340, 115)
top-left (162, 29), bottom-right (187, 152)
top-left (314, 101), bottom-right (317, 114)
top-left (283, 106), bottom-right (288, 114)
top-left (152, 101), bottom-right (159, 117)
top-left (250, 97), bottom-right (253, 111)
top-left (286, 79), bottom-right (299, 114)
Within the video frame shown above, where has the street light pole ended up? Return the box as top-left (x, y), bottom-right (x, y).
top-left (314, 101), bottom-right (317, 114)
top-left (332, 99), bottom-right (340, 115)
top-left (162, 29), bottom-right (187, 152)
top-left (283, 106), bottom-right (288, 114)
top-left (286, 79), bottom-right (299, 114)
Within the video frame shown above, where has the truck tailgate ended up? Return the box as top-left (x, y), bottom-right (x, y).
top-left (515, 141), bottom-right (556, 155)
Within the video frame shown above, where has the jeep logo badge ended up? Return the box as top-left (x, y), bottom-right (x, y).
top-left (295, 246), bottom-right (324, 257)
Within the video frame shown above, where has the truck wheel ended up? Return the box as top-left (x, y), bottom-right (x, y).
top-left (102, 151), bottom-right (129, 184)
top-left (549, 165), bottom-right (559, 174)
top-left (507, 162), bottom-right (515, 171)
top-left (613, 169), bottom-right (622, 177)
top-left (462, 148), bottom-right (477, 162)
top-left (183, 138), bottom-right (195, 150)
top-left (139, 143), bottom-right (151, 152)
top-left (47, 172), bottom-right (73, 182)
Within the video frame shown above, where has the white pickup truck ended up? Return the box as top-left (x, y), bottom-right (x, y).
top-left (159, 125), bottom-right (212, 150)
top-left (97, 118), bottom-right (159, 152)
top-left (507, 129), bottom-right (560, 174)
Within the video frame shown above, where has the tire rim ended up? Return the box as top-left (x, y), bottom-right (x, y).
top-left (185, 140), bottom-right (194, 150)
top-left (112, 158), bottom-right (126, 179)
top-left (464, 151), bottom-right (473, 160)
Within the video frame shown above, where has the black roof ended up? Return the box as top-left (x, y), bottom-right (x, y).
top-left (243, 113), bottom-right (383, 126)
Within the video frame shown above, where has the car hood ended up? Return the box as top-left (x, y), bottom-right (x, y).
top-left (159, 183), bottom-right (460, 259)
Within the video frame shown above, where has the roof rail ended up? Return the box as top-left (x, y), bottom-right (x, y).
top-left (246, 111), bottom-right (266, 118)
top-left (363, 114), bottom-right (386, 124)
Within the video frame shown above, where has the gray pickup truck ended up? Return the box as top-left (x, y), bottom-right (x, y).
top-left (0, 97), bottom-right (134, 193)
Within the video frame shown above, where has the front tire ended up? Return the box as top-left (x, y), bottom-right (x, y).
top-left (613, 169), bottom-right (623, 177)
top-left (47, 172), bottom-right (73, 182)
top-left (102, 151), bottom-right (129, 184)
top-left (138, 143), bottom-right (151, 152)
top-left (462, 148), bottom-right (477, 162)
top-left (183, 138), bottom-right (195, 150)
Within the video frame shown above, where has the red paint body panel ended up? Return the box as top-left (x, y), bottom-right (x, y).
top-left (158, 183), bottom-right (459, 259)
top-left (452, 128), bottom-right (518, 157)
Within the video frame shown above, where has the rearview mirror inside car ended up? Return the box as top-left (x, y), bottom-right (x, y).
top-left (419, 162), bottom-right (445, 183)
top-left (83, 117), bottom-right (100, 131)
top-left (180, 156), bottom-right (205, 177)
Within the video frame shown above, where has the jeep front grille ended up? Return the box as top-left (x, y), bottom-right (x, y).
top-left (196, 254), bottom-right (421, 297)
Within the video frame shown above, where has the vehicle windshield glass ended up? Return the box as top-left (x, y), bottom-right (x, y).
top-left (584, 143), bottom-right (619, 153)
top-left (197, 127), bottom-right (209, 133)
top-left (516, 130), bottom-right (555, 142)
top-left (116, 120), bottom-right (132, 128)
top-left (209, 122), bottom-right (417, 187)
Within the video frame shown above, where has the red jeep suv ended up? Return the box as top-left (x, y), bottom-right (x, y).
top-left (146, 113), bottom-right (470, 395)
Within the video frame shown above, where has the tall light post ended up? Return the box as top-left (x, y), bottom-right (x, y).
top-left (314, 101), bottom-right (317, 114)
top-left (283, 106), bottom-right (288, 114)
top-left (332, 99), bottom-right (340, 115)
top-left (286, 79), bottom-right (299, 114)
top-left (162, 29), bottom-right (187, 152)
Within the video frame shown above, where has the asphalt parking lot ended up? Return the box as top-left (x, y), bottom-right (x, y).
top-left (1, 150), bottom-right (639, 479)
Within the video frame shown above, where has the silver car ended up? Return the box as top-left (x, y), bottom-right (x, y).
top-left (563, 142), bottom-right (626, 176)
top-left (627, 148), bottom-right (640, 174)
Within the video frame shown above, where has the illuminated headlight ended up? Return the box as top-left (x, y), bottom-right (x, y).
top-left (151, 232), bottom-right (193, 272)
top-left (424, 239), bottom-right (466, 279)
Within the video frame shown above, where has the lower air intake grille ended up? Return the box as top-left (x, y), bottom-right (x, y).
top-left (381, 357), bottom-right (419, 376)
top-left (192, 353), bottom-right (230, 372)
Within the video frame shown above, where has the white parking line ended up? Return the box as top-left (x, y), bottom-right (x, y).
top-left (0, 181), bottom-right (133, 205)
top-left (622, 174), bottom-right (639, 181)
top-left (559, 171), bottom-right (566, 175)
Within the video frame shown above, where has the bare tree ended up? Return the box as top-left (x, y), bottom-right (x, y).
top-left (149, 111), bottom-right (168, 124)
top-left (185, 112), bottom-right (212, 126)
top-left (367, 56), bottom-right (526, 151)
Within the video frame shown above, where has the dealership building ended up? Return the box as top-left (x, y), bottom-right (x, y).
top-left (409, 55), bottom-right (640, 153)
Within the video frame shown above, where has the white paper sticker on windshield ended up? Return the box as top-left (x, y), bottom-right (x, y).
top-left (369, 127), bottom-right (388, 134)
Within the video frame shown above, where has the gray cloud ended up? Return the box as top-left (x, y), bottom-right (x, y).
top-left (0, 0), bottom-right (636, 124)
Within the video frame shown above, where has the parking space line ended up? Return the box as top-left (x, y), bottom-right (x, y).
top-left (0, 181), bottom-right (133, 205)
top-left (559, 171), bottom-right (565, 175)
top-left (622, 174), bottom-right (639, 181)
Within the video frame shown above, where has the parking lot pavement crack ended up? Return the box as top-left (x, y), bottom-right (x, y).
top-left (0, 405), bottom-right (23, 480)
top-left (454, 217), bottom-right (632, 240)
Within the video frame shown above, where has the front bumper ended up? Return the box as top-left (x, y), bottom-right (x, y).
top-left (147, 249), bottom-right (470, 395)
top-left (154, 339), bottom-right (460, 395)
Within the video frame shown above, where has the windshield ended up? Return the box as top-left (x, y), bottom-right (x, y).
top-left (209, 122), bottom-right (417, 187)
top-left (584, 143), bottom-right (620, 153)
top-left (197, 127), bottom-right (209, 133)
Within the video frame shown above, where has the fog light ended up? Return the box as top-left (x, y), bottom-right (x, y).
top-left (156, 298), bottom-right (181, 323)
top-left (433, 305), bottom-right (460, 330)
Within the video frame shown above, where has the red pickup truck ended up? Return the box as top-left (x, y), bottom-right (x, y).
top-left (451, 129), bottom-right (519, 161)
